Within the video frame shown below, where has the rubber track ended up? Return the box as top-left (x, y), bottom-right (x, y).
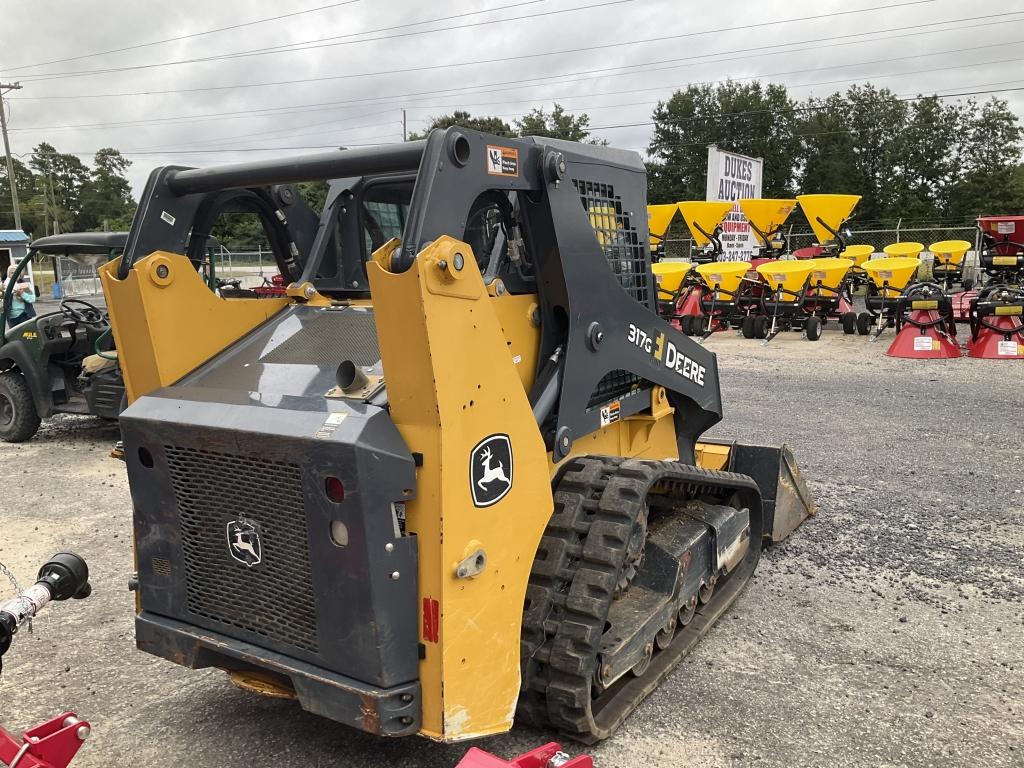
top-left (517, 456), bottom-right (763, 743)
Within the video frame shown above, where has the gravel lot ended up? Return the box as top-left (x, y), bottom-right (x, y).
top-left (1, 328), bottom-right (1021, 767)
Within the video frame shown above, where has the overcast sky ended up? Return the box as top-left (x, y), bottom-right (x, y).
top-left (1, 0), bottom-right (1022, 197)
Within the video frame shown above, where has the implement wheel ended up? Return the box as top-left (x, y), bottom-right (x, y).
top-left (754, 316), bottom-right (769, 339)
top-left (741, 315), bottom-right (756, 339)
top-left (842, 312), bottom-right (857, 334)
top-left (805, 316), bottom-right (822, 341)
top-left (0, 371), bottom-right (41, 443)
top-left (856, 312), bottom-right (872, 336)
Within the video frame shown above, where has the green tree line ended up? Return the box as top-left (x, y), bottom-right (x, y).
top-left (2, 86), bottom-right (1022, 241)
top-left (0, 144), bottom-right (136, 235)
top-left (646, 82), bottom-right (1024, 224)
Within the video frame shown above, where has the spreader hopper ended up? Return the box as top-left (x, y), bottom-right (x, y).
top-left (678, 200), bottom-right (733, 247)
top-left (797, 194), bottom-right (861, 245)
top-left (739, 198), bottom-right (797, 245)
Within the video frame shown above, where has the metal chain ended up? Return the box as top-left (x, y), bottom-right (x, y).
top-left (0, 558), bottom-right (31, 634)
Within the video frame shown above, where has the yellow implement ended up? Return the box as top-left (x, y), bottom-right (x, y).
top-left (653, 260), bottom-right (692, 293)
top-left (678, 201), bottom-right (733, 247)
top-left (695, 261), bottom-right (751, 294)
top-left (862, 256), bottom-right (921, 295)
top-left (883, 242), bottom-right (925, 258)
top-left (648, 203), bottom-right (681, 246)
top-left (796, 194), bottom-right (861, 244)
top-left (739, 199), bottom-right (797, 245)
top-left (928, 239), bottom-right (971, 266)
top-left (756, 260), bottom-right (814, 294)
top-left (841, 244), bottom-right (875, 266)
top-left (804, 258), bottom-right (853, 291)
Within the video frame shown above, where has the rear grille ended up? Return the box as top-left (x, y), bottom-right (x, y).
top-left (164, 445), bottom-right (320, 653)
top-left (259, 309), bottom-right (380, 366)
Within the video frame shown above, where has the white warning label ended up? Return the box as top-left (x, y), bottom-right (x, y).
top-left (913, 336), bottom-right (936, 351)
top-left (997, 340), bottom-right (1020, 356)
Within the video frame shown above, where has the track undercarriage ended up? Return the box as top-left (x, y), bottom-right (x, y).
top-left (519, 457), bottom-right (761, 742)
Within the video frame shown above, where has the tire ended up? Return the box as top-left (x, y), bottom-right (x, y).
top-left (680, 315), bottom-right (693, 336)
top-left (805, 316), bottom-right (822, 341)
top-left (962, 279), bottom-right (974, 292)
top-left (0, 371), bottom-right (41, 443)
top-left (692, 313), bottom-right (706, 335)
top-left (754, 315), bottom-right (769, 339)
top-left (856, 312), bottom-right (872, 336)
top-left (741, 315), bottom-right (756, 339)
top-left (842, 312), bottom-right (857, 335)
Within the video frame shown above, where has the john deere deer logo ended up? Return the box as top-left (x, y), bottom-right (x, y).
top-left (226, 520), bottom-right (262, 567)
top-left (470, 434), bottom-right (513, 507)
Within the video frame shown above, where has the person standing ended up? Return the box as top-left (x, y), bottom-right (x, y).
top-left (3, 265), bottom-right (37, 328)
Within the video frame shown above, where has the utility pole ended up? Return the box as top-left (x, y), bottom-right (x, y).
top-left (402, 108), bottom-right (407, 142)
top-left (0, 81), bottom-right (24, 231)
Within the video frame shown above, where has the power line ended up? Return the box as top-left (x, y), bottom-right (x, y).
top-left (8, 0), bottom-right (949, 96)
top-left (9, 9), bottom-right (1017, 135)
top-left (6, 16), bottom-right (1015, 145)
top-left (14, 0), bottom-right (631, 82)
top-left (3, 0), bottom-right (363, 72)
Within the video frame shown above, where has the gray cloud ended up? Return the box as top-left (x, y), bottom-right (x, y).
top-left (2, 0), bottom-right (1022, 195)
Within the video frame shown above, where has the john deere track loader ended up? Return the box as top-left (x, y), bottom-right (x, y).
top-left (100, 129), bottom-right (814, 744)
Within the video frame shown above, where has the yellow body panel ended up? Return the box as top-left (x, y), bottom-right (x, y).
top-left (796, 194), bottom-right (861, 244)
top-left (367, 236), bottom-right (555, 742)
top-left (489, 292), bottom-right (541, 390)
top-left (738, 198), bottom-right (796, 243)
top-left (677, 201), bottom-right (733, 247)
top-left (98, 253), bottom-right (288, 402)
top-left (928, 239), bottom-right (971, 266)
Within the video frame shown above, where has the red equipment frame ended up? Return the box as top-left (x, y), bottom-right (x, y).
top-left (0, 713), bottom-right (90, 768)
top-left (456, 742), bottom-right (593, 768)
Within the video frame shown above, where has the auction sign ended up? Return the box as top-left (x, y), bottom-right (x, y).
top-left (705, 145), bottom-right (763, 261)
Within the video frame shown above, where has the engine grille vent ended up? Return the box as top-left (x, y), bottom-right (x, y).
top-left (260, 309), bottom-right (380, 367)
top-left (572, 178), bottom-right (651, 308)
top-left (165, 445), bottom-right (319, 653)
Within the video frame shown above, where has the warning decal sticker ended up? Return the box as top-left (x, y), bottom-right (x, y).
top-left (600, 401), bottom-right (621, 427)
top-left (486, 145), bottom-right (519, 177)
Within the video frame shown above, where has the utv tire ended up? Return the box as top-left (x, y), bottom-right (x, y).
top-left (741, 315), bottom-right (756, 339)
top-left (0, 371), bottom-right (41, 443)
top-left (841, 312), bottom-right (857, 335)
top-left (805, 316), bottom-right (822, 341)
top-left (857, 312), bottom-right (872, 336)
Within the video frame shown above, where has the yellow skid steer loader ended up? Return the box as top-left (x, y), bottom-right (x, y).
top-left (100, 128), bottom-right (814, 744)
